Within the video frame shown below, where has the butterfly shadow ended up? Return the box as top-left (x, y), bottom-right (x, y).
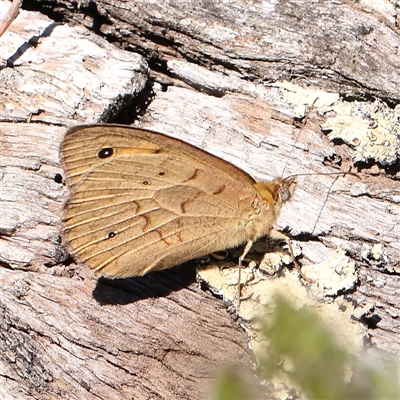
top-left (92, 262), bottom-right (197, 305)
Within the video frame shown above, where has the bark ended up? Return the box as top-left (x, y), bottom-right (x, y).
top-left (0, 0), bottom-right (399, 399)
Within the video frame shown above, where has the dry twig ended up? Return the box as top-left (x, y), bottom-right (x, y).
top-left (0, 0), bottom-right (23, 37)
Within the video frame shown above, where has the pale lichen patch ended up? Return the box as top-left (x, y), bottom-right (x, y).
top-left (323, 100), bottom-right (399, 166)
top-left (197, 243), bottom-right (368, 400)
top-left (280, 82), bottom-right (400, 166)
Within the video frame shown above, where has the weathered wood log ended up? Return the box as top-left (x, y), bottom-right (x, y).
top-left (0, 1), bottom-right (399, 398)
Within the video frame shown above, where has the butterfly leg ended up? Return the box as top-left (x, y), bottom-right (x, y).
top-left (269, 229), bottom-right (314, 283)
top-left (236, 239), bottom-right (254, 311)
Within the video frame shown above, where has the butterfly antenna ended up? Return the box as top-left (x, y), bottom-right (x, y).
top-left (311, 174), bottom-right (340, 234)
top-left (310, 169), bottom-right (361, 233)
top-left (282, 170), bottom-right (359, 245)
top-left (284, 171), bottom-right (360, 181)
top-left (281, 97), bottom-right (319, 178)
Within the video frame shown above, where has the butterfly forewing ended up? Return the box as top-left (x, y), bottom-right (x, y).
top-left (61, 125), bottom-right (261, 277)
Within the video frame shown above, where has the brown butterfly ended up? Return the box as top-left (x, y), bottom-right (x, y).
top-left (60, 124), bottom-right (307, 297)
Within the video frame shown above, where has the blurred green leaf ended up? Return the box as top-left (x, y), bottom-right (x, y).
top-left (211, 368), bottom-right (259, 400)
top-left (210, 295), bottom-right (399, 400)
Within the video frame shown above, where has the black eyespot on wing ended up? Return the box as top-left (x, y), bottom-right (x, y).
top-left (98, 148), bottom-right (114, 159)
top-left (142, 180), bottom-right (150, 185)
top-left (107, 232), bottom-right (116, 239)
top-left (54, 173), bottom-right (63, 183)
top-left (158, 171), bottom-right (165, 176)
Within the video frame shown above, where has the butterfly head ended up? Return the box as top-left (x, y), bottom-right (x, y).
top-left (253, 176), bottom-right (296, 206)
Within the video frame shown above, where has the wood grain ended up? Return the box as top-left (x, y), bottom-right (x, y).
top-left (0, 1), bottom-right (399, 398)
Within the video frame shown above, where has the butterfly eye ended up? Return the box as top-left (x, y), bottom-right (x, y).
top-left (98, 147), bottom-right (114, 159)
top-left (277, 186), bottom-right (291, 202)
top-left (107, 232), bottom-right (116, 239)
